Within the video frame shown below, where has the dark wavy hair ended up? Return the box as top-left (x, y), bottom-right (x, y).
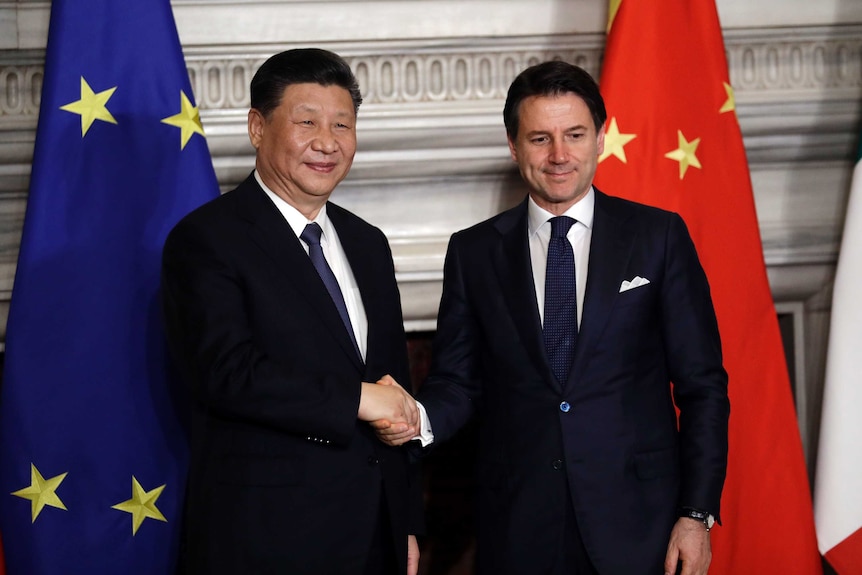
top-left (250, 48), bottom-right (363, 118)
top-left (503, 60), bottom-right (606, 140)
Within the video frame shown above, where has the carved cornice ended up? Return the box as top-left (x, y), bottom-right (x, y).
top-left (0, 26), bottom-right (859, 332)
top-left (2, 27), bottom-right (860, 161)
top-left (4, 27), bottom-right (859, 112)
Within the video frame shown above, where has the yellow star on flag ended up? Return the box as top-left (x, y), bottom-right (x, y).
top-left (599, 117), bottom-right (637, 164)
top-left (111, 476), bottom-right (167, 535)
top-left (60, 77), bottom-right (118, 137)
top-left (664, 130), bottom-right (702, 179)
top-left (720, 82), bottom-right (736, 114)
top-left (608, 0), bottom-right (623, 32)
top-left (161, 91), bottom-right (206, 150)
top-left (11, 463), bottom-right (69, 522)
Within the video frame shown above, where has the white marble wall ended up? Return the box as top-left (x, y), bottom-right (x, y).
top-left (1, 0), bottom-right (861, 470)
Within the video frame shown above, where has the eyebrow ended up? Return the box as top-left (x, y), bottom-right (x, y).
top-left (524, 125), bottom-right (588, 137)
top-left (293, 103), bottom-right (354, 118)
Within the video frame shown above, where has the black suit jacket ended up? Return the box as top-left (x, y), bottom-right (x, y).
top-left (162, 174), bottom-right (421, 574)
top-left (419, 191), bottom-right (729, 575)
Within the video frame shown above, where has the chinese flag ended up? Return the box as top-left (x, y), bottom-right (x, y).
top-left (594, 0), bottom-right (823, 573)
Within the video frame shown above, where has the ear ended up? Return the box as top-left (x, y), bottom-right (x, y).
top-left (507, 135), bottom-right (518, 162)
top-left (596, 121), bottom-right (607, 157)
top-left (248, 108), bottom-right (264, 150)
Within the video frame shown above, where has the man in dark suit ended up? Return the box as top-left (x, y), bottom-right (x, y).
top-left (375, 61), bottom-right (729, 575)
top-left (162, 48), bottom-right (422, 575)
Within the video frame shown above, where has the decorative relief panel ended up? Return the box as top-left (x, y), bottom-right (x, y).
top-left (0, 30), bottom-right (862, 124)
top-left (0, 27), bottom-right (860, 336)
top-left (0, 51), bottom-right (43, 125)
top-left (2, 29), bottom-right (860, 129)
top-left (726, 27), bottom-right (862, 97)
top-left (182, 40), bottom-right (604, 113)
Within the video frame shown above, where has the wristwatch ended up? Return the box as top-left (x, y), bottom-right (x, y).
top-left (679, 507), bottom-right (715, 531)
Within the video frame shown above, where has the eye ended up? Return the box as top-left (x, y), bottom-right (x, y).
top-left (530, 136), bottom-right (549, 145)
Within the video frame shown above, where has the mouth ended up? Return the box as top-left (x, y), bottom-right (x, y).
top-left (306, 162), bottom-right (337, 173)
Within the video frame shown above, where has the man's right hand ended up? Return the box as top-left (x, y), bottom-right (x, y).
top-left (367, 376), bottom-right (421, 446)
top-left (357, 375), bottom-right (418, 434)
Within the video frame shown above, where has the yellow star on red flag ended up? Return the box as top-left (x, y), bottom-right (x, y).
top-left (720, 82), bottom-right (736, 114)
top-left (664, 130), bottom-right (702, 179)
top-left (11, 463), bottom-right (68, 522)
top-left (599, 117), bottom-right (637, 164)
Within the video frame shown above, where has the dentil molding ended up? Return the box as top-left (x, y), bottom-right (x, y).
top-left (0, 26), bottom-right (860, 333)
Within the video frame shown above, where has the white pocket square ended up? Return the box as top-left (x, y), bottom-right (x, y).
top-left (619, 276), bottom-right (651, 293)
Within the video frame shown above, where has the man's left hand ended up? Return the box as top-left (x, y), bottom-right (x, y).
top-left (407, 534), bottom-right (419, 575)
top-left (664, 517), bottom-right (711, 575)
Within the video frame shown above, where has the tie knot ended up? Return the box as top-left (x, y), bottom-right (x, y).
top-left (300, 222), bottom-right (323, 246)
top-left (549, 216), bottom-right (575, 239)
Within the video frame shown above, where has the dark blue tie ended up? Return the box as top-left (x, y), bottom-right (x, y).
top-left (300, 223), bottom-right (362, 360)
top-left (543, 216), bottom-right (577, 384)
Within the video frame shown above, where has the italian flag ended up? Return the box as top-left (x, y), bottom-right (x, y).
top-left (815, 131), bottom-right (862, 573)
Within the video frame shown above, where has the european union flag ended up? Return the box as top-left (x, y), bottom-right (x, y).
top-left (0, 1), bottom-right (219, 573)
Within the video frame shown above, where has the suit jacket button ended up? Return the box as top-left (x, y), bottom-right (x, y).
top-left (559, 401), bottom-right (571, 413)
top-left (552, 459), bottom-right (563, 470)
top-left (368, 456), bottom-right (379, 465)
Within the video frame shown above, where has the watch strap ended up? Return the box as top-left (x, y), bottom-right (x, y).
top-left (679, 507), bottom-right (715, 531)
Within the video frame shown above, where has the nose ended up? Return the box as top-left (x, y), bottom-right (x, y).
top-left (549, 139), bottom-right (567, 164)
top-left (312, 128), bottom-right (337, 154)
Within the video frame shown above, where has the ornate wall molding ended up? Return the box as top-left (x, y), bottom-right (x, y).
top-left (3, 27), bottom-right (860, 157)
top-left (0, 25), bottom-right (860, 333)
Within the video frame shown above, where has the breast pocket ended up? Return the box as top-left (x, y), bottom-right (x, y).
top-left (615, 281), bottom-right (654, 310)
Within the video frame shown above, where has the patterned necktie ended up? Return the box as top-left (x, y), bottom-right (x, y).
top-left (543, 216), bottom-right (578, 384)
top-left (300, 223), bottom-right (362, 360)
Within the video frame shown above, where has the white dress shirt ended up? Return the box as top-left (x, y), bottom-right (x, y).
top-left (416, 188), bottom-right (596, 445)
top-left (527, 188), bottom-right (594, 329)
top-left (255, 171), bottom-right (368, 361)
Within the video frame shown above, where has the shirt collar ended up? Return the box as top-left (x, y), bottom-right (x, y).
top-left (255, 170), bottom-right (330, 239)
top-left (527, 187), bottom-right (595, 237)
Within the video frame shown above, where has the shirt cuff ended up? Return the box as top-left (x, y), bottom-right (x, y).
top-left (415, 401), bottom-right (435, 447)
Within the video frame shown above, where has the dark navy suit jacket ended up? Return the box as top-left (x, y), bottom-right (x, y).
top-left (419, 190), bottom-right (729, 575)
top-left (162, 173), bottom-right (421, 575)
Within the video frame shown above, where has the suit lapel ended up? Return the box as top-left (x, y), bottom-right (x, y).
top-left (568, 190), bottom-right (635, 385)
top-left (493, 200), bottom-right (560, 391)
top-left (236, 175), bottom-right (364, 370)
top-left (327, 204), bottom-right (374, 369)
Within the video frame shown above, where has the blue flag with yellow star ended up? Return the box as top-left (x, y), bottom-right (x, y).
top-left (0, 0), bottom-right (218, 573)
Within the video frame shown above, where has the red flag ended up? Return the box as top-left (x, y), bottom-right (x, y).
top-left (0, 530), bottom-right (5, 575)
top-left (594, 0), bottom-right (822, 572)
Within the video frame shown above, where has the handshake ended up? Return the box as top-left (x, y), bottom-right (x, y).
top-left (358, 375), bottom-right (421, 446)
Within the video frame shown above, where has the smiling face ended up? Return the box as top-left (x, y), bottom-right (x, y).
top-left (248, 82), bottom-right (357, 218)
top-left (508, 93), bottom-right (606, 215)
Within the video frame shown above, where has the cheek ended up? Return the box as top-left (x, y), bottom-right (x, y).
top-left (338, 135), bottom-right (357, 152)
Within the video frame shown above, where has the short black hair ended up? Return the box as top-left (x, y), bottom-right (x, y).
top-left (250, 48), bottom-right (363, 118)
top-left (503, 60), bottom-right (606, 140)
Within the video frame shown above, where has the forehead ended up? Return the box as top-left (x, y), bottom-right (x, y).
top-left (276, 82), bottom-right (355, 115)
top-left (518, 93), bottom-right (592, 131)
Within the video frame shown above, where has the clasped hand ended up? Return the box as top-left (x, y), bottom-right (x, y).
top-left (358, 375), bottom-right (418, 437)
